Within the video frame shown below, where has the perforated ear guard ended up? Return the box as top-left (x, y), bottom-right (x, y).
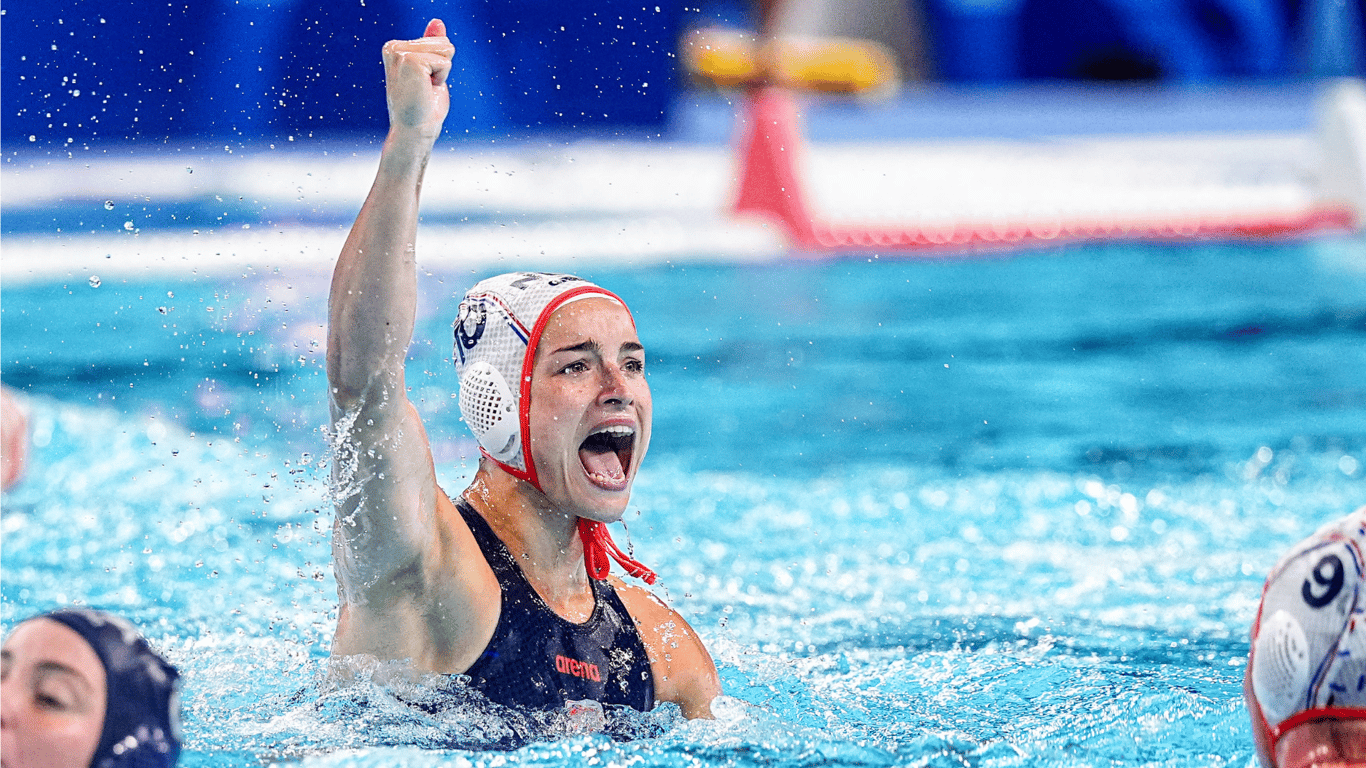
top-left (458, 360), bottom-right (520, 463)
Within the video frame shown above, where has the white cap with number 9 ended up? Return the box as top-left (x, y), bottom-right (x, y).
top-left (1248, 509), bottom-right (1366, 754)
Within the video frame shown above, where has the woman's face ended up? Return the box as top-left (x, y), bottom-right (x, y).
top-left (1, 618), bottom-right (107, 768)
top-left (1276, 718), bottom-right (1366, 768)
top-left (528, 297), bottom-right (652, 522)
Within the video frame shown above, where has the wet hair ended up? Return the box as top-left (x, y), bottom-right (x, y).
top-left (41, 608), bottom-right (181, 768)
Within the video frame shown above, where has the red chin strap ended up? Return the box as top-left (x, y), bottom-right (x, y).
top-left (578, 518), bottom-right (657, 584)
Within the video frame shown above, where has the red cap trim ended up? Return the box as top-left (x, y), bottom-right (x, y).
top-left (480, 447), bottom-right (534, 485)
top-left (510, 284), bottom-right (645, 584)
top-left (516, 285), bottom-right (635, 493)
top-left (1245, 658), bottom-right (1278, 768)
top-left (1273, 707), bottom-right (1366, 740)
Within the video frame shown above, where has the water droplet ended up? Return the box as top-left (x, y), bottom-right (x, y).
top-left (157, 306), bottom-right (169, 315)
top-left (103, 200), bottom-right (114, 210)
top-left (123, 221), bottom-right (133, 231)
top-left (88, 275), bottom-right (102, 288)
top-left (28, 135), bottom-right (36, 142)
top-left (186, 167), bottom-right (193, 174)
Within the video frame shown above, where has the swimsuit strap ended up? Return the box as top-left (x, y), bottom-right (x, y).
top-left (455, 499), bottom-right (600, 623)
top-left (457, 498), bottom-right (530, 580)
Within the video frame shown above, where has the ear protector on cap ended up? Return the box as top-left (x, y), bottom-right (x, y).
top-left (1245, 509), bottom-right (1366, 767)
top-left (458, 360), bottom-right (520, 463)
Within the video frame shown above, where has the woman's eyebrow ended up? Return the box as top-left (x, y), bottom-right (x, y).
top-left (550, 340), bottom-right (643, 356)
top-left (551, 340), bottom-right (601, 356)
top-left (34, 660), bottom-right (95, 690)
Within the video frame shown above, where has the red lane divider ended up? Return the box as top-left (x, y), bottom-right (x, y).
top-left (731, 87), bottom-right (1358, 255)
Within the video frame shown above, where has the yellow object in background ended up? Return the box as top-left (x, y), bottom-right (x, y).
top-left (766, 36), bottom-right (897, 93)
top-left (683, 26), bottom-right (899, 95)
top-left (684, 27), bottom-right (764, 88)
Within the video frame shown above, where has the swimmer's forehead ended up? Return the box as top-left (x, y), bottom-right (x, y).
top-left (541, 298), bottom-right (642, 353)
top-left (2, 619), bottom-right (106, 685)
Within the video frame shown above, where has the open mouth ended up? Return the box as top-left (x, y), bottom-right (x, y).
top-left (578, 424), bottom-right (635, 490)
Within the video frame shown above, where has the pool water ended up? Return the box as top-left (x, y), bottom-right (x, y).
top-left (3, 236), bottom-right (1366, 767)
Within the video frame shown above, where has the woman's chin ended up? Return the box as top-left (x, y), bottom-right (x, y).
top-left (569, 478), bottom-right (632, 521)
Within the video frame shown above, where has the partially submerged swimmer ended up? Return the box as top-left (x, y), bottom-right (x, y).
top-left (1246, 507), bottom-right (1366, 768)
top-left (1, 608), bottom-right (181, 768)
top-left (325, 20), bottom-right (719, 721)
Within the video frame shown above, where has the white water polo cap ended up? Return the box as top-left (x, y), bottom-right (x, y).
top-left (1248, 508), bottom-right (1366, 754)
top-left (453, 271), bottom-right (633, 487)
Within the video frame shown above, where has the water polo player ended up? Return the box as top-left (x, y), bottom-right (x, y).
top-left (324, 20), bottom-right (719, 720)
top-left (1245, 507), bottom-right (1366, 767)
top-left (1, 608), bottom-right (181, 768)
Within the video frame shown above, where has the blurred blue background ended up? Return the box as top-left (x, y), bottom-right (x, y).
top-left (922, 0), bottom-right (1365, 82)
top-left (2, 0), bottom-right (1363, 145)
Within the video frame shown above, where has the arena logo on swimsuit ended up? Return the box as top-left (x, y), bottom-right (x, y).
top-left (555, 654), bottom-right (602, 682)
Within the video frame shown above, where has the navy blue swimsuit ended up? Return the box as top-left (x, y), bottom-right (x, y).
top-left (456, 500), bottom-right (655, 713)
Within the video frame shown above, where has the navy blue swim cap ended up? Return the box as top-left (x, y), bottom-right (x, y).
top-left (41, 608), bottom-right (181, 768)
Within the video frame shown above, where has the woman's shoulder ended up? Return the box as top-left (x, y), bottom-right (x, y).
top-left (609, 577), bottom-right (721, 719)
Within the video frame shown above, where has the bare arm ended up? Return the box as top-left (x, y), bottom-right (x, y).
top-left (329, 20), bottom-right (453, 406)
top-left (326, 20), bottom-right (456, 610)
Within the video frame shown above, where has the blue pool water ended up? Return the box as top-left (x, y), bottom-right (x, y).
top-left (3, 235), bottom-right (1366, 766)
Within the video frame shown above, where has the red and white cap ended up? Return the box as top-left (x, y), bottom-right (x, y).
top-left (453, 271), bottom-right (656, 584)
top-left (1246, 508), bottom-right (1366, 765)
